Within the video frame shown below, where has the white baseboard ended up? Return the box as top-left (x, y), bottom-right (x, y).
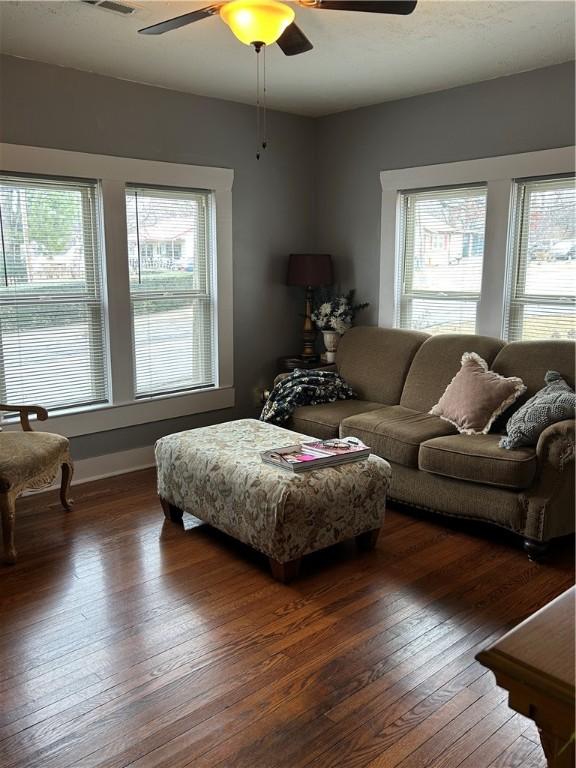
top-left (72, 446), bottom-right (156, 485)
top-left (24, 445), bottom-right (156, 495)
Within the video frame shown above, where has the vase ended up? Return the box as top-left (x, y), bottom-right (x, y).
top-left (322, 330), bottom-right (340, 363)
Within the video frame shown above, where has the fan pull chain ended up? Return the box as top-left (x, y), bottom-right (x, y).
top-left (254, 42), bottom-right (268, 160)
top-left (262, 45), bottom-right (267, 152)
top-left (255, 45), bottom-right (261, 160)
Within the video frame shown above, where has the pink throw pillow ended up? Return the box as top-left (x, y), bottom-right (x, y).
top-left (430, 352), bottom-right (526, 435)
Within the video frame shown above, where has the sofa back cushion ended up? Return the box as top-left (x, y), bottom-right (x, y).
top-left (400, 334), bottom-right (506, 412)
top-left (336, 326), bottom-right (428, 404)
top-left (491, 340), bottom-right (575, 404)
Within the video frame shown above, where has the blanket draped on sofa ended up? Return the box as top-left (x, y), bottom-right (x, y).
top-left (260, 369), bottom-right (355, 426)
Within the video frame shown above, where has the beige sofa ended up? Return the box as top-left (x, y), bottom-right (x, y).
top-left (286, 327), bottom-right (575, 559)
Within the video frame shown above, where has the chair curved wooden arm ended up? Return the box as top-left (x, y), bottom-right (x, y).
top-left (0, 403), bottom-right (49, 432)
top-left (0, 403), bottom-right (73, 564)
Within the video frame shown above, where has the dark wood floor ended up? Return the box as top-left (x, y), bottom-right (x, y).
top-left (0, 469), bottom-right (573, 768)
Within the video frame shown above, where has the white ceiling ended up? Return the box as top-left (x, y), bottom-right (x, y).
top-left (0, 0), bottom-right (574, 116)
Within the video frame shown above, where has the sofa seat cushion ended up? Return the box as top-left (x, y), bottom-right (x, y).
top-left (290, 401), bottom-right (384, 440)
top-left (340, 405), bottom-right (456, 467)
top-left (419, 434), bottom-right (537, 489)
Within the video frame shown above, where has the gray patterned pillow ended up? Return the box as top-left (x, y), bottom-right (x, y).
top-left (500, 371), bottom-right (575, 450)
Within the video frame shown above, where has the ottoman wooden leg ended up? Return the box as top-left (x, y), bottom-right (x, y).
top-left (1, 494), bottom-right (17, 565)
top-left (356, 528), bottom-right (381, 551)
top-left (160, 497), bottom-right (184, 523)
top-left (269, 557), bottom-right (301, 583)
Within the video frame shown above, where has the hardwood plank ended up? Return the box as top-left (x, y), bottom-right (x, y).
top-left (457, 714), bottom-right (533, 768)
top-left (0, 468), bottom-right (572, 768)
top-left (195, 646), bottom-right (490, 768)
top-left (324, 560), bottom-right (569, 728)
top-left (487, 735), bottom-right (542, 767)
top-left (364, 688), bottom-right (483, 768)
top-left (391, 692), bottom-right (510, 768)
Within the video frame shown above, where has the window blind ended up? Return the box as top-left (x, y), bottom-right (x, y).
top-left (506, 176), bottom-right (576, 341)
top-left (397, 185), bottom-right (487, 335)
top-left (0, 175), bottom-right (107, 412)
top-left (125, 185), bottom-right (215, 397)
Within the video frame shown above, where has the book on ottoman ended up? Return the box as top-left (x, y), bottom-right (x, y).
top-left (261, 437), bottom-right (370, 473)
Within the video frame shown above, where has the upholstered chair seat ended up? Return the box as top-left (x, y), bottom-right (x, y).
top-left (0, 404), bottom-right (73, 564)
top-left (0, 432), bottom-right (70, 492)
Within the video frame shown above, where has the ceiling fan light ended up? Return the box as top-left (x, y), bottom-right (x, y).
top-left (220, 0), bottom-right (295, 46)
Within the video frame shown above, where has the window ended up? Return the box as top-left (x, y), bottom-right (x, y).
top-left (0, 144), bottom-right (233, 437)
top-left (380, 147), bottom-right (575, 340)
top-left (126, 185), bottom-right (215, 397)
top-left (506, 175), bottom-right (576, 341)
top-left (397, 185), bottom-right (487, 334)
top-left (0, 174), bottom-right (107, 411)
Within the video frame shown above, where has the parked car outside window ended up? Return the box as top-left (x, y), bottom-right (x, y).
top-left (549, 240), bottom-right (576, 261)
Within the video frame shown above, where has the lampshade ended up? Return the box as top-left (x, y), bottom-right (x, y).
top-left (287, 254), bottom-right (334, 288)
top-left (220, 0), bottom-right (295, 46)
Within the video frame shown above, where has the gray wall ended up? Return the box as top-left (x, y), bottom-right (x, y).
top-left (315, 62), bottom-right (576, 323)
top-left (1, 55), bottom-right (574, 462)
top-left (0, 54), bottom-right (317, 459)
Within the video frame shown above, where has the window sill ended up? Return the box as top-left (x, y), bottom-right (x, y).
top-left (1, 386), bottom-right (235, 438)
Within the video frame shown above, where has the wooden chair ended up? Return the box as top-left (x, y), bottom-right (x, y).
top-left (0, 404), bottom-right (73, 564)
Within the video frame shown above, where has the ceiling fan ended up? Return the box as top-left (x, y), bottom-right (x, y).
top-left (139, 1), bottom-right (418, 158)
top-left (138, 1), bottom-right (418, 55)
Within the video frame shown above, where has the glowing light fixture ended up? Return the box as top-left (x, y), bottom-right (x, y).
top-left (220, 0), bottom-right (295, 47)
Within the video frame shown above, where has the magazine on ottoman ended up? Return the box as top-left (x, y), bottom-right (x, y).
top-left (261, 437), bottom-right (370, 473)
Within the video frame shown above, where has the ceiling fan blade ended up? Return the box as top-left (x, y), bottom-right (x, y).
top-left (138, 4), bottom-right (221, 35)
top-left (277, 23), bottom-right (314, 56)
top-left (306, 1), bottom-right (417, 14)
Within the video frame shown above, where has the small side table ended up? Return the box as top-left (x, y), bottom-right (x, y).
top-left (277, 355), bottom-right (321, 374)
top-left (476, 586), bottom-right (575, 768)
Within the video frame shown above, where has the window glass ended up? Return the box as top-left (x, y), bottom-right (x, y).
top-left (397, 185), bottom-right (487, 334)
top-left (507, 176), bottom-right (576, 341)
top-left (0, 175), bottom-right (107, 410)
top-left (125, 186), bottom-right (215, 397)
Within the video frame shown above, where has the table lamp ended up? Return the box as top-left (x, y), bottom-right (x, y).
top-left (287, 253), bottom-right (334, 360)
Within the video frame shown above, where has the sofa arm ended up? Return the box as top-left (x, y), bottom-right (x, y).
top-left (536, 419), bottom-right (575, 471)
top-left (521, 419), bottom-right (575, 543)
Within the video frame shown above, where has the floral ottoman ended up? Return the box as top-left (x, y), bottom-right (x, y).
top-left (155, 419), bottom-right (391, 582)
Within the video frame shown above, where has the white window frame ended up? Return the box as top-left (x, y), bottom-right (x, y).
top-left (0, 143), bottom-right (234, 437)
top-left (379, 146), bottom-right (575, 337)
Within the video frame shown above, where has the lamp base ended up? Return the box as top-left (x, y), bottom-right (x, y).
top-left (301, 286), bottom-right (317, 359)
top-left (301, 342), bottom-right (317, 359)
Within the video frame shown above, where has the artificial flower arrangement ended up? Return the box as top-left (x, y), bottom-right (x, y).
top-left (311, 290), bottom-right (369, 335)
